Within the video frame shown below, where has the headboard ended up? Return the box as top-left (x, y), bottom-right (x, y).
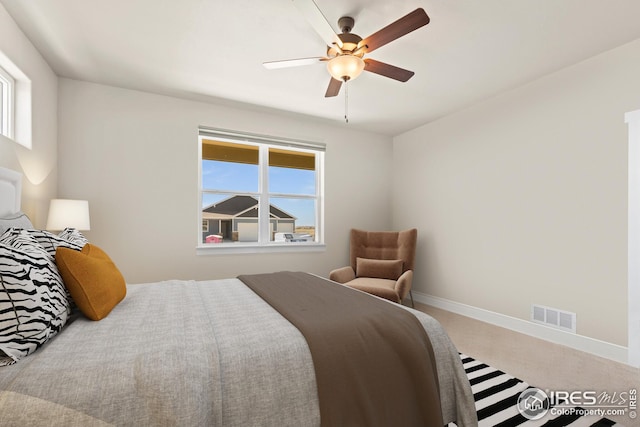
top-left (0, 167), bottom-right (22, 217)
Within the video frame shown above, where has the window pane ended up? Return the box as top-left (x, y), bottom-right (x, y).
top-left (202, 160), bottom-right (258, 193)
top-left (269, 148), bottom-right (316, 195)
top-left (269, 166), bottom-right (316, 195)
top-left (202, 139), bottom-right (259, 192)
top-left (202, 194), bottom-right (260, 244)
top-left (270, 197), bottom-right (316, 242)
top-left (202, 193), bottom-right (227, 208)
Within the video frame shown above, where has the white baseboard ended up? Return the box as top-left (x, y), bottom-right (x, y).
top-left (413, 291), bottom-right (630, 366)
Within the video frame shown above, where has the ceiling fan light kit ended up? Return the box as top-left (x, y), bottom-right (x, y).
top-left (264, 0), bottom-right (430, 121)
top-left (327, 55), bottom-right (365, 81)
top-left (326, 25), bottom-right (366, 82)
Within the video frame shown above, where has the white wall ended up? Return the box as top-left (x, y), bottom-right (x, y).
top-left (58, 79), bottom-right (392, 283)
top-left (0, 3), bottom-right (57, 226)
top-left (393, 39), bottom-right (640, 347)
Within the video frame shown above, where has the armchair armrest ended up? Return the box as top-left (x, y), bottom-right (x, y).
top-left (394, 270), bottom-right (414, 301)
top-left (329, 266), bottom-right (356, 284)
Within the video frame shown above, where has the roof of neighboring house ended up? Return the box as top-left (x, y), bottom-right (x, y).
top-left (203, 195), bottom-right (295, 220)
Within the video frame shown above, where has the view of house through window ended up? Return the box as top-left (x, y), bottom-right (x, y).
top-left (199, 129), bottom-right (324, 247)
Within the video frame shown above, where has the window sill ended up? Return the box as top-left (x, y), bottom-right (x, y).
top-left (196, 242), bottom-right (326, 255)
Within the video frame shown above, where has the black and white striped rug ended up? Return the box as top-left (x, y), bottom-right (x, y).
top-left (449, 354), bottom-right (628, 427)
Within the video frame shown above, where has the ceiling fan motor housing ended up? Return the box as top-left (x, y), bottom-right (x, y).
top-left (338, 16), bottom-right (355, 33)
top-left (327, 32), bottom-right (364, 57)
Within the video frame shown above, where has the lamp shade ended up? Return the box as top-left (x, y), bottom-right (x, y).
top-left (46, 199), bottom-right (91, 231)
top-left (327, 55), bottom-right (365, 81)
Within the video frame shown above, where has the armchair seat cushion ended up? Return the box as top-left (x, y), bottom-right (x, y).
top-left (345, 277), bottom-right (400, 303)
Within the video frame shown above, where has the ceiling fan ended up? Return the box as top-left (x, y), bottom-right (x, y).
top-left (263, 0), bottom-right (430, 98)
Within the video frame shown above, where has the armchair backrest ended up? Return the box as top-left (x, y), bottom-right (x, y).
top-left (349, 228), bottom-right (417, 274)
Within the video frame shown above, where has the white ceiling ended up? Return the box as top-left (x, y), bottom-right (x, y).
top-left (3, 0), bottom-right (640, 136)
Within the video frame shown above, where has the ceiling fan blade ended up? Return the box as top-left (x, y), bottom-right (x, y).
top-left (364, 58), bottom-right (414, 82)
top-left (325, 77), bottom-right (342, 97)
top-left (293, 0), bottom-right (343, 49)
top-left (358, 8), bottom-right (429, 53)
top-left (263, 57), bottom-right (326, 69)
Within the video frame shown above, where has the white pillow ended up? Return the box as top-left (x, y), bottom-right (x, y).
top-left (0, 211), bottom-right (33, 235)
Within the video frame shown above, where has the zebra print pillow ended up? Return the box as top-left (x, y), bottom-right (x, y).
top-left (0, 229), bottom-right (71, 365)
top-left (57, 228), bottom-right (89, 248)
top-left (21, 228), bottom-right (86, 256)
top-left (14, 228), bottom-right (88, 303)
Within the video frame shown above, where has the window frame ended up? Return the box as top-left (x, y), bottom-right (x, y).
top-left (197, 127), bottom-right (325, 254)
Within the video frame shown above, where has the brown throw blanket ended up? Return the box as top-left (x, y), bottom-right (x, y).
top-left (238, 271), bottom-right (444, 427)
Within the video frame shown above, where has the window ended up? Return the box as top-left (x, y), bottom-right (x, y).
top-left (0, 65), bottom-right (14, 139)
top-left (0, 51), bottom-right (31, 148)
top-left (198, 128), bottom-right (325, 252)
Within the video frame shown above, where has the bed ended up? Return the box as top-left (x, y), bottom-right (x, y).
top-left (0, 166), bottom-right (477, 426)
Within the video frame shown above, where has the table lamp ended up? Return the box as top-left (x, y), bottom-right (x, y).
top-left (46, 199), bottom-right (91, 231)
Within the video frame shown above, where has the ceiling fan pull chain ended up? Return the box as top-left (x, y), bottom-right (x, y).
top-left (344, 79), bottom-right (349, 123)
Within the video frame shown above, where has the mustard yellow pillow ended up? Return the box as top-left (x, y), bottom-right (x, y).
top-left (56, 244), bottom-right (126, 321)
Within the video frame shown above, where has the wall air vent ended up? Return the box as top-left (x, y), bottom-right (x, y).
top-left (531, 304), bottom-right (576, 333)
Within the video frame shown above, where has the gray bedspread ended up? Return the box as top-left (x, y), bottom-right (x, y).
top-left (0, 278), bottom-right (477, 426)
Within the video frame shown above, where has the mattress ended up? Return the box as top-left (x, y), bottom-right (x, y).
top-left (0, 277), bottom-right (477, 426)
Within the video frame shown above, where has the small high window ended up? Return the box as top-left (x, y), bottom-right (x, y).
top-left (0, 53), bottom-right (31, 149)
top-left (0, 65), bottom-right (14, 139)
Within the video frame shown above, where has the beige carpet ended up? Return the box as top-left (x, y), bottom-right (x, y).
top-left (415, 303), bottom-right (640, 426)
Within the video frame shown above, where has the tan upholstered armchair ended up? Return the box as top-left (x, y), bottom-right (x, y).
top-left (329, 228), bottom-right (417, 306)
